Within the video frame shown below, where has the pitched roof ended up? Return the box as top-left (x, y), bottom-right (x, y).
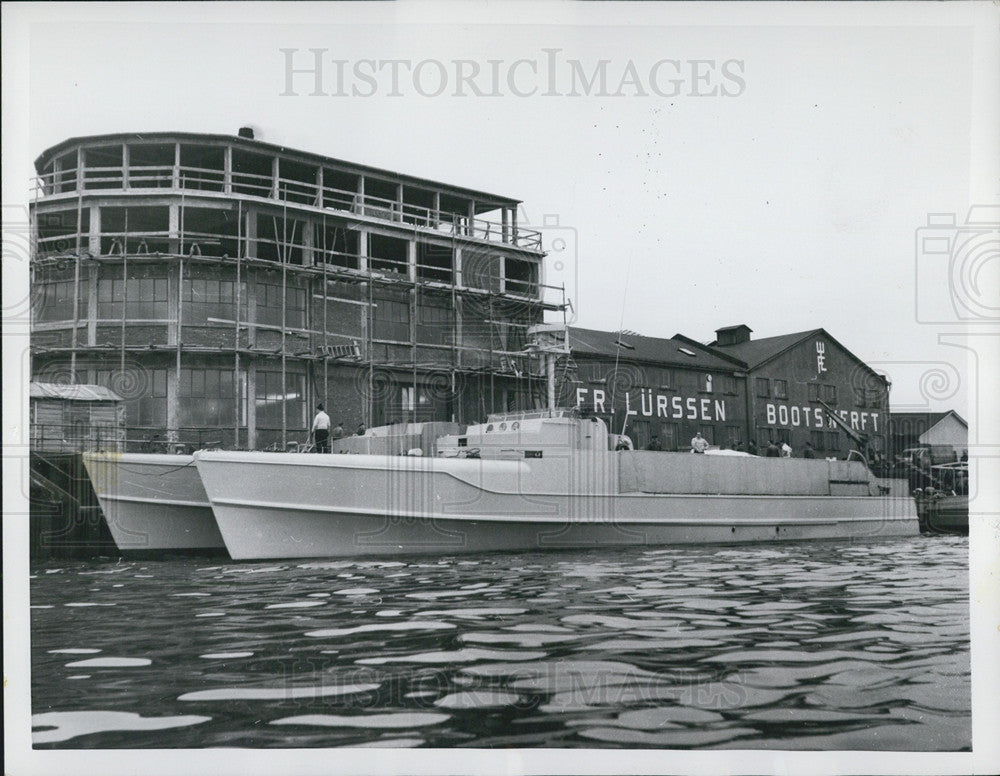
top-left (568, 327), bottom-right (740, 370)
top-left (890, 410), bottom-right (967, 429)
top-left (29, 382), bottom-right (123, 402)
top-left (709, 329), bottom-right (822, 369)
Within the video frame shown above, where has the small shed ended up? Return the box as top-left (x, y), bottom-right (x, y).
top-left (30, 382), bottom-right (126, 452)
top-left (890, 410), bottom-right (968, 458)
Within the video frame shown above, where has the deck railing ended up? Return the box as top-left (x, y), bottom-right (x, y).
top-left (34, 164), bottom-right (543, 251)
top-left (30, 423), bottom-right (125, 453)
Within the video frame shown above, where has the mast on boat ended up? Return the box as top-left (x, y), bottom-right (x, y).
top-left (525, 323), bottom-right (570, 412)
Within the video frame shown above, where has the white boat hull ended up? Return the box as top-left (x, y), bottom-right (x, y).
top-left (194, 451), bottom-right (919, 560)
top-left (82, 453), bottom-right (226, 554)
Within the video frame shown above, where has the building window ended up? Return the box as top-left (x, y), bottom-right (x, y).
top-left (179, 145), bottom-right (225, 192)
top-left (254, 370), bottom-right (306, 430)
top-left (659, 370), bottom-right (675, 390)
top-left (255, 214), bottom-right (305, 264)
top-left (97, 277), bottom-right (169, 320)
top-left (719, 375), bottom-right (738, 395)
top-left (660, 422), bottom-right (678, 451)
top-left (822, 384), bottom-right (838, 404)
top-left (184, 278), bottom-right (246, 325)
top-left (368, 234), bottom-right (409, 275)
top-left (90, 367), bottom-right (167, 431)
top-left (373, 296), bottom-right (410, 342)
top-left (178, 368), bottom-right (241, 429)
top-left (702, 374), bottom-right (713, 393)
top-left (129, 369), bottom-right (167, 428)
top-left (255, 283), bottom-right (306, 328)
top-left (725, 425), bottom-right (742, 446)
top-left (773, 379), bottom-right (788, 399)
top-left (182, 207), bottom-right (239, 258)
top-left (756, 378), bottom-right (770, 398)
top-left (808, 383), bottom-right (820, 402)
top-left (415, 302), bottom-right (453, 346)
top-left (34, 281), bottom-right (87, 323)
top-left (100, 206), bottom-right (170, 254)
top-left (128, 143), bottom-right (175, 189)
top-left (416, 243), bottom-right (453, 283)
top-left (314, 223), bottom-right (360, 269)
top-left (504, 258), bottom-right (538, 296)
top-left (97, 279), bottom-right (123, 319)
top-left (461, 248), bottom-right (502, 292)
top-left (827, 431), bottom-right (841, 450)
top-left (810, 430), bottom-right (825, 450)
top-left (856, 387), bottom-right (882, 408)
top-left (36, 208), bottom-right (89, 257)
top-left (84, 145), bottom-right (124, 190)
top-left (397, 385), bottom-right (432, 421)
top-left (129, 277), bottom-right (169, 319)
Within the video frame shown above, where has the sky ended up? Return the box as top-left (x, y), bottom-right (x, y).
top-left (4, 2), bottom-right (998, 420)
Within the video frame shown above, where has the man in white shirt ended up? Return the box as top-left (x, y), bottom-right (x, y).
top-left (690, 432), bottom-right (709, 454)
top-left (311, 403), bottom-right (331, 453)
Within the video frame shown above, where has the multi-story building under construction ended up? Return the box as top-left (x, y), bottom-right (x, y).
top-left (30, 129), bottom-right (561, 451)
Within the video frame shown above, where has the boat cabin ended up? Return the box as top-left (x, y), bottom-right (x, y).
top-left (436, 408), bottom-right (610, 460)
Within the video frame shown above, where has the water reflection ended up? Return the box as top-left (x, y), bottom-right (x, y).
top-left (31, 535), bottom-right (969, 749)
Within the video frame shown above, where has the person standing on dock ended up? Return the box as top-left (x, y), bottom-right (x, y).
top-left (765, 439), bottom-right (780, 457)
top-left (647, 435), bottom-right (663, 451)
top-left (803, 442), bottom-right (815, 459)
top-left (690, 432), bottom-right (709, 454)
top-left (311, 403), bottom-right (331, 453)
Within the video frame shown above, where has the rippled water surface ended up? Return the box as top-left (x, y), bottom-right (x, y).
top-left (30, 536), bottom-right (970, 749)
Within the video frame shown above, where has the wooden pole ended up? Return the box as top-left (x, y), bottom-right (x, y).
top-left (70, 187), bottom-right (83, 383)
top-left (235, 200), bottom-right (242, 448)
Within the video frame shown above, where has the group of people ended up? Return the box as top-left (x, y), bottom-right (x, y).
top-left (310, 403), bottom-right (365, 453)
top-left (757, 439), bottom-right (796, 458)
top-left (639, 431), bottom-right (818, 459)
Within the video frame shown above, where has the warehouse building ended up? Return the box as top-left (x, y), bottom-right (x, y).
top-left (563, 327), bottom-right (748, 451)
top-left (707, 325), bottom-right (891, 459)
top-left (30, 130), bottom-right (560, 450)
top-left (560, 325), bottom-right (890, 457)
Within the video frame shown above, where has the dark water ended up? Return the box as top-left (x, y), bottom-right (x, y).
top-left (30, 536), bottom-right (970, 750)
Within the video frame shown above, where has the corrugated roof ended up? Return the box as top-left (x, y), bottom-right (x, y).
top-left (710, 329), bottom-right (821, 369)
top-left (569, 327), bottom-right (740, 370)
top-left (30, 382), bottom-right (123, 402)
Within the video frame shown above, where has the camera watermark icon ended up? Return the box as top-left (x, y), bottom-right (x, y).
top-left (863, 359), bottom-right (962, 412)
top-left (527, 213), bottom-right (578, 322)
top-left (915, 205), bottom-right (1000, 324)
top-left (3, 204), bottom-right (37, 325)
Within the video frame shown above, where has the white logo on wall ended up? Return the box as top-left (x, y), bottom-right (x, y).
top-left (815, 341), bottom-right (827, 374)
